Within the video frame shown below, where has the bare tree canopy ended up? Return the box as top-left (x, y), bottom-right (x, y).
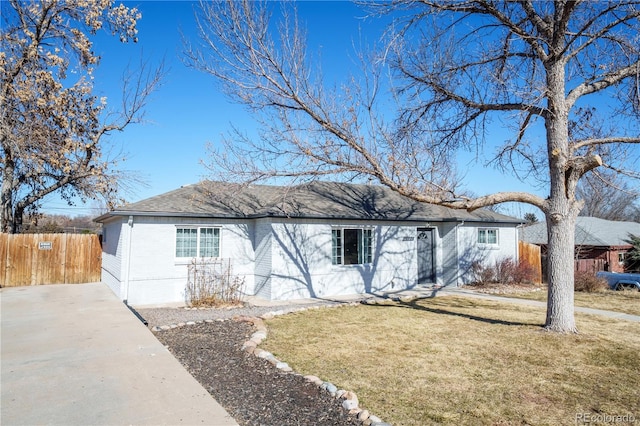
top-left (0, 0), bottom-right (164, 233)
top-left (577, 170), bottom-right (640, 221)
top-left (188, 0), bottom-right (640, 333)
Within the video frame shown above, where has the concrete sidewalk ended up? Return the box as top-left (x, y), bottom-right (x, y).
top-left (1, 282), bottom-right (237, 426)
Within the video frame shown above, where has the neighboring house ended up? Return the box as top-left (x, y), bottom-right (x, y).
top-left (95, 181), bottom-right (523, 306)
top-left (519, 217), bottom-right (640, 274)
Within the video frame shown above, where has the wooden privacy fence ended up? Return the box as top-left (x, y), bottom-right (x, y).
top-left (0, 233), bottom-right (101, 287)
top-left (519, 240), bottom-right (542, 284)
top-left (575, 258), bottom-right (607, 274)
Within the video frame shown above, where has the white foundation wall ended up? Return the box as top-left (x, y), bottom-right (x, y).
top-left (120, 216), bottom-right (256, 306)
top-left (267, 219), bottom-right (421, 300)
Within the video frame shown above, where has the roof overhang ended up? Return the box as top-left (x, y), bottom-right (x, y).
top-left (95, 210), bottom-right (523, 225)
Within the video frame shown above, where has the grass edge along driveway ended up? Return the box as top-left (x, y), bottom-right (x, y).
top-left (262, 296), bottom-right (640, 426)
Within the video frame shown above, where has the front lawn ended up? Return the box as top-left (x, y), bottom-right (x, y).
top-left (262, 296), bottom-right (639, 426)
top-left (505, 288), bottom-right (640, 317)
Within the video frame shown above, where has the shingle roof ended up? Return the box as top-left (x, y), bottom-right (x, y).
top-left (95, 181), bottom-right (523, 224)
top-left (519, 216), bottom-right (640, 247)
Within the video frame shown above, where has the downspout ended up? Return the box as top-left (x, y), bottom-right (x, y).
top-left (516, 224), bottom-right (522, 265)
top-left (123, 215), bottom-right (134, 303)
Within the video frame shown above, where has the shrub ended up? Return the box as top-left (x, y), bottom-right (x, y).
top-left (471, 257), bottom-right (538, 285)
top-left (494, 258), bottom-right (517, 284)
top-left (471, 260), bottom-right (496, 285)
top-left (510, 259), bottom-right (538, 284)
top-left (186, 258), bottom-right (245, 307)
top-left (574, 271), bottom-right (608, 292)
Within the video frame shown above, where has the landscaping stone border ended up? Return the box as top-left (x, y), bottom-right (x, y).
top-left (152, 296), bottom-right (428, 426)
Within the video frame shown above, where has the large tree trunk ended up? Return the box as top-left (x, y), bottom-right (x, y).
top-left (1, 155), bottom-right (16, 233)
top-left (543, 58), bottom-right (579, 333)
top-left (544, 211), bottom-right (579, 333)
top-left (0, 191), bottom-right (12, 233)
top-left (13, 205), bottom-right (24, 234)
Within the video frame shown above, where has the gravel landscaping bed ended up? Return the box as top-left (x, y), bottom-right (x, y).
top-left (138, 302), bottom-right (367, 426)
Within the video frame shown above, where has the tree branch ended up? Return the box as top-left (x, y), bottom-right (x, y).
top-left (572, 136), bottom-right (640, 152)
top-left (566, 61), bottom-right (640, 108)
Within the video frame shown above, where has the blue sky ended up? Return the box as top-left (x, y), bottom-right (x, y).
top-left (42, 0), bottom-right (546, 219)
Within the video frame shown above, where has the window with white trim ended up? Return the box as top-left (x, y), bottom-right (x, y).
top-left (176, 227), bottom-right (220, 258)
top-left (332, 228), bottom-right (372, 265)
top-left (477, 228), bottom-right (498, 245)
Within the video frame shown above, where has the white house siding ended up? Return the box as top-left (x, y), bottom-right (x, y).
top-left (100, 214), bottom-right (520, 304)
top-left (440, 222), bottom-right (460, 287)
top-left (456, 223), bottom-right (519, 285)
top-left (267, 219), bottom-right (420, 300)
top-left (253, 219), bottom-right (273, 299)
top-left (116, 216), bottom-right (179, 305)
top-left (220, 220), bottom-right (256, 297)
top-left (109, 216), bottom-right (256, 306)
top-left (100, 218), bottom-right (125, 298)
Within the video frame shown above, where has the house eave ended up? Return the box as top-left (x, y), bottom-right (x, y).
top-left (95, 210), bottom-right (522, 225)
top-left (94, 210), bottom-right (238, 223)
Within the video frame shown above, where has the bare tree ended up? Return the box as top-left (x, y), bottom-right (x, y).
top-left (187, 0), bottom-right (640, 333)
top-left (0, 0), bottom-right (164, 233)
top-left (576, 170), bottom-right (640, 221)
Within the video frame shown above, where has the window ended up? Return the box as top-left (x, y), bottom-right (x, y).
top-left (176, 227), bottom-right (220, 258)
top-left (477, 228), bottom-right (498, 245)
top-left (618, 252), bottom-right (626, 264)
top-left (332, 228), bottom-right (372, 265)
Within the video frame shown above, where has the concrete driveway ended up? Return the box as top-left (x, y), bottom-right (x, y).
top-left (0, 282), bottom-right (237, 426)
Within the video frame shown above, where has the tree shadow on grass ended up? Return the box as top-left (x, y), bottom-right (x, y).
top-left (366, 294), bottom-right (542, 328)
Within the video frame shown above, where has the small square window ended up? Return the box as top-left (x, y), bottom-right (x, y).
top-left (478, 228), bottom-right (498, 245)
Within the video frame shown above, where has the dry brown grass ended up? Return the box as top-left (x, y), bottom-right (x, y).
top-left (262, 296), bottom-right (640, 426)
top-left (507, 288), bottom-right (640, 317)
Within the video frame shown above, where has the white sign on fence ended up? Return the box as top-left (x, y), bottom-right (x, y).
top-left (38, 242), bottom-right (53, 250)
